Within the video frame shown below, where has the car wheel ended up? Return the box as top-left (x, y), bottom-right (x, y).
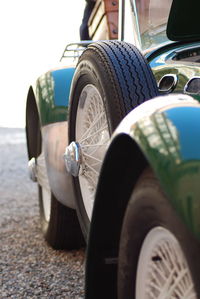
top-left (118, 168), bottom-right (200, 298)
top-left (67, 41), bottom-right (159, 238)
top-left (30, 132), bottom-right (85, 250)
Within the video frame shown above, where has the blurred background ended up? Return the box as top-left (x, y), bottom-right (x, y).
top-left (0, 0), bottom-right (84, 128)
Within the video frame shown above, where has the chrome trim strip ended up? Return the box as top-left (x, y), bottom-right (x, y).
top-left (119, 0), bottom-right (125, 41)
top-left (184, 76), bottom-right (200, 95)
top-left (158, 74), bottom-right (178, 93)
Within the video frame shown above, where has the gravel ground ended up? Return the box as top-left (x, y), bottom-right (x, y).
top-left (0, 128), bottom-right (85, 298)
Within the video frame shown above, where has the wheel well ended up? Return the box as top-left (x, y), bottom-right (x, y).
top-left (26, 87), bottom-right (40, 159)
top-left (85, 133), bottom-right (149, 299)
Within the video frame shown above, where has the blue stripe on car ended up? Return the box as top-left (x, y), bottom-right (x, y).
top-left (52, 68), bottom-right (75, 106)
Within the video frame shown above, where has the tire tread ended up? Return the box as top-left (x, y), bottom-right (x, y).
top-left (87, 41), bottom-right (158, 114)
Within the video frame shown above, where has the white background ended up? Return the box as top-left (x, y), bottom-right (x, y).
top-left (0, 0), bottom-right (84, 128)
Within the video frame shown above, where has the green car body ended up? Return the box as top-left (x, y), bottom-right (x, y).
top-left (25, 0), bottom-right (200, 297)
top-left (26, 0), bottom-right (200, 237)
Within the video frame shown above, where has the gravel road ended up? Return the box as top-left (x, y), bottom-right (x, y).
top-left (0, 128), bottom-right (85, 298)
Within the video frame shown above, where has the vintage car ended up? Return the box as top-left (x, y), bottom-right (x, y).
top-left (26, 0), bottom-right (200, 298)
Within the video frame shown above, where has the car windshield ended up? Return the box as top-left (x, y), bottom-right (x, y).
top-left (135, 0), bottom-right (173, 49)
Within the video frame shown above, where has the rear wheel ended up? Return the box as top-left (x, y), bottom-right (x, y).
top-left (67, 41), bottom-right (159, 238)
top-left (28, 129), bottom-right (84, 250)
top-left (118, 169), bottom-right (200, 298)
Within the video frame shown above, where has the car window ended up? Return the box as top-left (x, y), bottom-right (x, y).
top-left (135, 0), bottom-right (173, 49)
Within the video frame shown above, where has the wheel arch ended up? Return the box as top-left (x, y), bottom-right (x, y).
top-left (85, 133), bottom-right (149, 299)
top-left (26, 86), bottom-right (41, 159)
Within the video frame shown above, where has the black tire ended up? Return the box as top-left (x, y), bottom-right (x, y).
top-left (39, 187), bottom-right (85, 250)
top-left (37, 130), bottom-right (84, 250)
top-left (68, 41), bottom-right (159, 239)
top-left (118, 168), bottom-right (200, 298)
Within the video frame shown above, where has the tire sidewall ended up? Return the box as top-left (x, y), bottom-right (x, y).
top-left (118, 172), bottom-right (200, 298)
top-left (69, 54), bottom-right (121, 135)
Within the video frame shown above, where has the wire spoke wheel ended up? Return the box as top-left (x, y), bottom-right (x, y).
top-left (136, 227), bottom-right (197, 299)
top-left (76, 84), bottom-right (110, 219)
top-left (118, 168), bottom-right (200, 299)
top-left (68, 41), bottom-right (159, 238)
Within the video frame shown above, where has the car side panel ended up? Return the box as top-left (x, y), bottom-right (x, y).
top-left (41, 121), bottom-right (75, 209)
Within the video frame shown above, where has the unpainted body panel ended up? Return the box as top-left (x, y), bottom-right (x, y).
top-left (42, 121), bottom-right (75, 209)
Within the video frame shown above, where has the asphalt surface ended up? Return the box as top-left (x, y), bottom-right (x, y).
top-left (0, 128), bottom-right (85, 298)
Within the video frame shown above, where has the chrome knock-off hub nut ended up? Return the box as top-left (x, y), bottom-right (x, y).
top-left (64, 141), bottom-right (82, 177)
top-left (28, 157), bottom-right (37, 182)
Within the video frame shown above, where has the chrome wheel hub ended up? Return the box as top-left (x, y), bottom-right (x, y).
top-left (64, 141), bottom-right (82, 177)
top-left (65, 84), bottom-right (110, 220)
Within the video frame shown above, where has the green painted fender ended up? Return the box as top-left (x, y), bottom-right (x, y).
top-left (35, 67), bottom-right (75, 126)
top-left (114, 94), bottom-right (200, 240)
